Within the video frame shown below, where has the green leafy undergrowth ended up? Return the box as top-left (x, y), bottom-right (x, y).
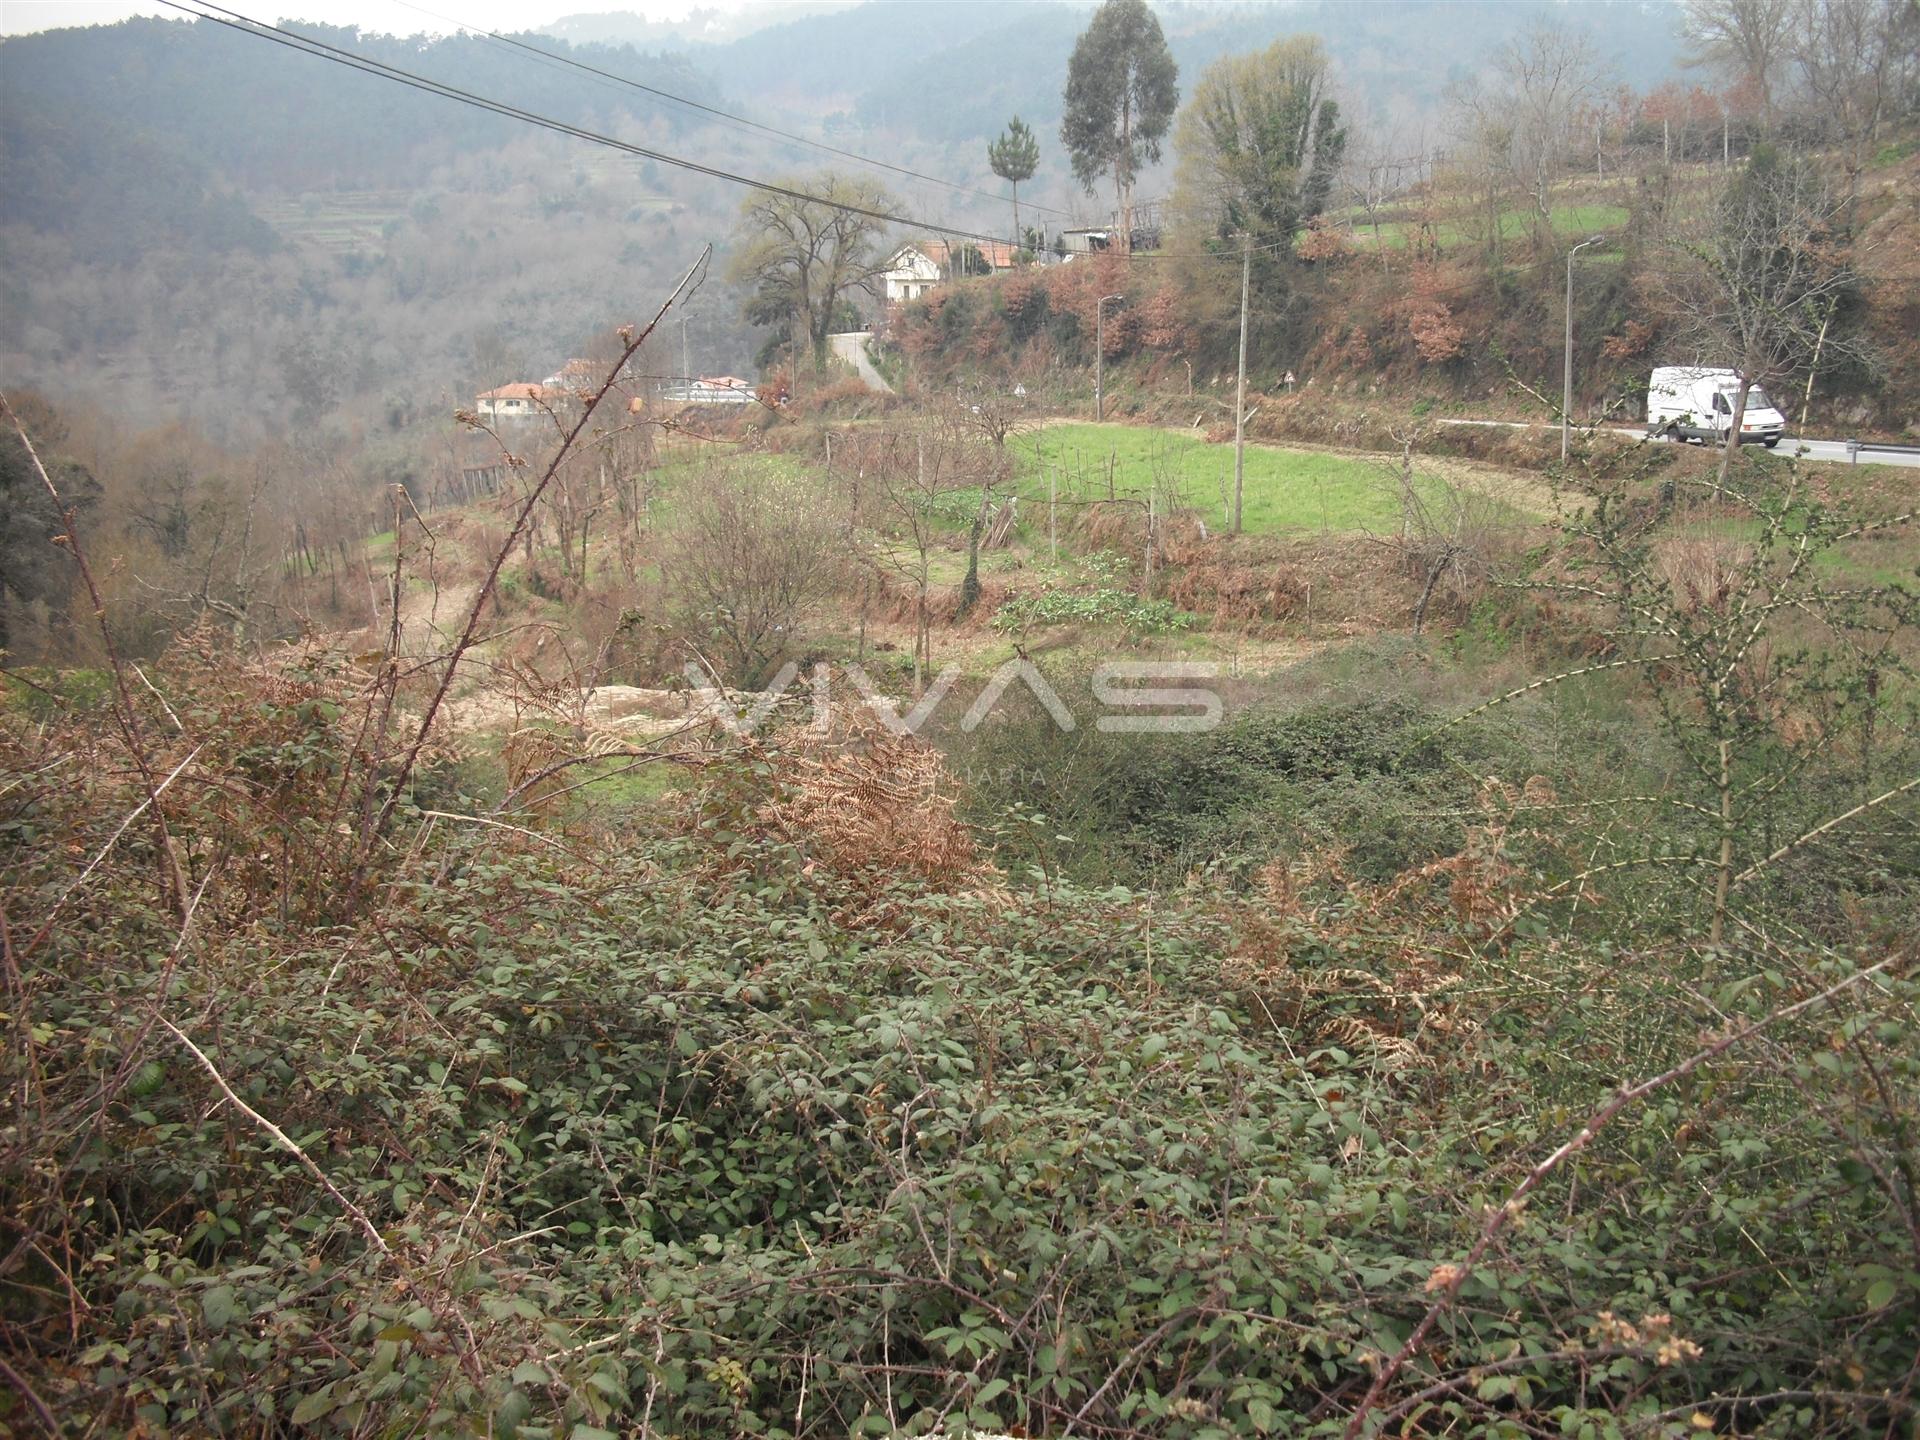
top-left (956, 693), bottom-right (1521, 886)
top-left (7, 792), bottom-right (1913, 1438)
top-left (992, 585), bottom-right (1199, 636)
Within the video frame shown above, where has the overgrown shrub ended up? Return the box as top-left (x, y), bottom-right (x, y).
top-left (991, 586), bottom-right (1197, 637)
top-left (953, 690), bottom-right (1526, 887)
top-left (5, 676), bottom-right (1915, 1438)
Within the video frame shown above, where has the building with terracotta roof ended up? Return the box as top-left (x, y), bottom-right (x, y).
top-left (542, 358), bottom-right (600, 388)
top-left (971, 240), bottom-right (1021, 271)
top-left (882, 245), bottom-right (943, 303)
top-left (475, 383), bottom-right (570, 423)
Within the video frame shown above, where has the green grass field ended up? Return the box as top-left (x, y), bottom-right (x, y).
top-left (1346, 202), bottom-right (1630, 252)
top-left (1011, 424), bottom-right (1528, 536)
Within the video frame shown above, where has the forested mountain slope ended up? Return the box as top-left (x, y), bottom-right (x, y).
top-left (0, 1), bottom-right (1687, 438)
top-left (853, 0), bottom-right (1685, 145)
top-left (0, 18), bottom-right (721, 195)
top-left (0, 20), bottom-right (749, 436)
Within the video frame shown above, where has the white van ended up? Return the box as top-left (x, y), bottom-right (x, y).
top-left (1646, 367), bottom-right (1785, 448)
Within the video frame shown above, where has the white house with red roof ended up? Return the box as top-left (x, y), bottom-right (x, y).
top-left (882, 240), bottom-right (1026, 303)
top-left (475, 383), bottom-right (570, 423)
top-left (882, 245), bottom-right (943, 303)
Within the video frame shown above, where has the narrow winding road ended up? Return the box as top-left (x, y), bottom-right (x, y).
top-left (1435, 417), bottom-right (1920, 469)
top-left (827, 330), bottom-right (895, 394)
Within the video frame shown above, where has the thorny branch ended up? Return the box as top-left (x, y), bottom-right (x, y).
top-left (1342, 955), bottom-right (1900, 1438)
top-left (360, 247), bottom-right (711, 857)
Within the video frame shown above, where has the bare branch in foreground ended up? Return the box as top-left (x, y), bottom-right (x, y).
top-left (363, 247), bottom-right (711, 853)
top-left (1343, 954), bottom-right (1900, 1439)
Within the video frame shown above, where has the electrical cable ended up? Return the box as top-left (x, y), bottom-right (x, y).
top-left (159, 1), bottom-right (1316, 265)
top-left (157, 0), bottom-right (1020, 245)
top-left (381, 0), bottom-right (1077, 219)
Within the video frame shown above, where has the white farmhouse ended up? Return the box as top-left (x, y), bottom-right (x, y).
top-left (881, 245), bottom-right (942, 303)
top-left (475, 383), bottom-right (569, 423)
top-left (690, 375), bottom-right (756, 405)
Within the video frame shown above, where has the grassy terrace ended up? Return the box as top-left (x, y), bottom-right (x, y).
top-left (255, 191), bottom-right (410, 253)
top-left (1342, 201), bottom-right (1631, 251)
top-left (645, 424), bottom-right (1526, 540)
top-left (1011, 423), bottom-right (1534, 535)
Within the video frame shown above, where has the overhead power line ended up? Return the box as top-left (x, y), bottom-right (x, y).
top-left (157, 0), bottom-right (1024, 245)
top-left (383, 0), bottom-right (1076, 220)
top-left (159, 2), bottom-right (1306, 265)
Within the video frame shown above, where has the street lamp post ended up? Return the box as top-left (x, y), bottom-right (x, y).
top-left (1095, 293), bottom-right (1124, 421)
top-left (1563, 235), bottom-right (1605, 461)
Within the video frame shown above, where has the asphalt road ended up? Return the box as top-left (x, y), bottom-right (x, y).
top-left (1435, 418), bottom-right (1920, 469)
top-left (1765, 435), bottom-right (1920, 468)
top-left (826, 330), bottom-right (895, 394)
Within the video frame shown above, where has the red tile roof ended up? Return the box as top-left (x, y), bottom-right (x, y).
top-left (477, 383), bottom-right (567, 402)
top-left (912, 238), bottom-right (1022, 272)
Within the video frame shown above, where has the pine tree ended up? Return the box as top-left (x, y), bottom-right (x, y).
top-left (988, 117), bottom-right (1041, 254)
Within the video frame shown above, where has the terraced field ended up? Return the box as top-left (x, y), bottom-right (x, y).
top-left (254, 190), bottom-right (410, 253)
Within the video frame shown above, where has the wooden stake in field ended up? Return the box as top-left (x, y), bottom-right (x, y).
top-left (1145, 490), bottom-right (1155, 596)
top-left (1049, 465), bottom-right (1058, 561)
top-left (914, 436), bottom-right (927, 698)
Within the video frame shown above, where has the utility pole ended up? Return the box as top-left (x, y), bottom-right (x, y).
top-left (1233, 231), bottom-right (1251, 534)
top-left (1563, 235), bottom-right (1605, 462)
top-left (1095, 293), bottom-right (1124, 421)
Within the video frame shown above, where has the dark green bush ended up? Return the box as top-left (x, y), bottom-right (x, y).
top-left (10, 789), bottom-right (1913, 1439)
top-left (954, 693), bottom-right (1519, 886)
top-left (4, 634), bottom-right (1915, 1440)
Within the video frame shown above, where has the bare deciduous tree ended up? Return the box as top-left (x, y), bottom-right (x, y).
top-left (1342, 122), bottom-right (1424, 269)
top-left (951, 381), bottom-right (1034, 451)
top-left (659, 464), bottom-right (845, 689)
top-left (1381, 429), bottom-right (1505, 637)
top-left (1450, 23), bottom-right (1610, 258)
top-left (852, 419), bottom-right (1004, 695)
top-left (1786, 0), bottom-right (1920, 207)
top-left (728, 173), bottom-right (899, 377)
top-left (1681, 0), bottom-right (1794, 119)
top-left (1654, 148), bottom-right (1868, 483)
top-left (1541, 456), bottom-right (1915, 947)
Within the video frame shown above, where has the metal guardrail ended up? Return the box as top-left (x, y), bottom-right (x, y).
top-left (1845, 439), bottom-right (1920, 461)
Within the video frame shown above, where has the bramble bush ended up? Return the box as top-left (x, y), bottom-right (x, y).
top-left (3, 637), bottom-right (1916, 1438)
top-left (991, 587), bottom-right (1198, 638)
top-left (954, 693), bottom-right (1522, 887)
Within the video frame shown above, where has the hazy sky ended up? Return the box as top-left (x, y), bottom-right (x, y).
top-left (0, 0), bottom-right (769, 38)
